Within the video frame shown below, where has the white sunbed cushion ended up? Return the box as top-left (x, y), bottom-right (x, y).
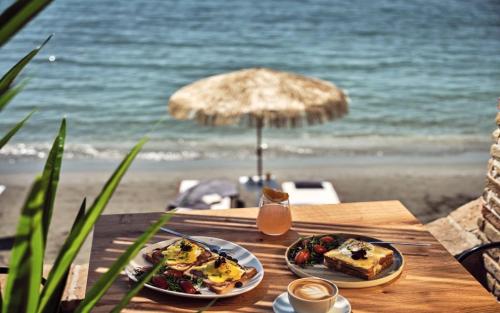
top-left (282, 181), bottom-right (340, 205)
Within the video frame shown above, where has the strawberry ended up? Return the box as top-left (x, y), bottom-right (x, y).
top-left (313, 244), bottom-right (327, 254)
top-left (294, 249), bottom-right (311, 265)
top-left (151, 275), bottom-right (169, 289)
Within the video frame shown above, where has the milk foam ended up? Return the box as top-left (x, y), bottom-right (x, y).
top-left (295, 283), bottom-right (331, 300)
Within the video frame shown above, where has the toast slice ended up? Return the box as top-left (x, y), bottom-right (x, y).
top-left (143, 239), bottom-right (214, 271)
top-left (184, 256), bottom-right (258, 294)
top-left (323, 238), bottom-right (393, 280)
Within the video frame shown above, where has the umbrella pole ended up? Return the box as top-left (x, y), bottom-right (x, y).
top-left (256, 117), bottom-right (263, 182)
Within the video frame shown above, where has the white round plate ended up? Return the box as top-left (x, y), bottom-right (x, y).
top-left (285, 233), bottom-right (404, 288)
top-left (125, 236), bottom-right (264, 299)
top-left (273, 292), bottom-right (351, 313)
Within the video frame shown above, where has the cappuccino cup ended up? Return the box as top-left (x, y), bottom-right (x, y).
top-left (287, 277), bottom-right (338, 313)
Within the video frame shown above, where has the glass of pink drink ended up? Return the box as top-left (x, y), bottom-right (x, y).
top-left (257, 187), bottom-right (292, 236)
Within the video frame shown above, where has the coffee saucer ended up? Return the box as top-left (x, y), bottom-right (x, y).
top-left (272, 292), bottom-right (351, 313)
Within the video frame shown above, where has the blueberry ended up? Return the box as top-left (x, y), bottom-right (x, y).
top-left (235, 281), bottom-right (243, 288)
top-left (220, 252), bottom-right (227, 257)
top-left (211, 249), bottom-right (218, 254)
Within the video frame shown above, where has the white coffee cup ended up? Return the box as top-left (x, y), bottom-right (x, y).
top-left (287, 277), bottom-right (338, 313)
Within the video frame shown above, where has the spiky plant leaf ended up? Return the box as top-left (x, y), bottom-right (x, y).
top-left (2, 177), bottom-right (45, 313)
top-left (0, 1), bottom-right (53, 47)
top-left (0, 35), bottom-right (51, 96)
top-left (42, 198), bottom-right (86, 313)
top-left (2, 116), bottom-right (65, 313)
top-left (0, 110), bottom-right (34, 149)
top-left (75, 213), bottom-right (173, 313)
top-left (196, 299), bottom-right (217, 313)
top-left (41, 118), bottom-right (66, 246)
top-left (37, 138), bottom-right (148, 313)
top-left (109, 258), bottom-right (164, 313)
top-left (0, 81), bottom-right (24, 111)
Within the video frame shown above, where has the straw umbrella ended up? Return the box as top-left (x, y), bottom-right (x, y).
top-left (168, 68), bottom-right (349, 179)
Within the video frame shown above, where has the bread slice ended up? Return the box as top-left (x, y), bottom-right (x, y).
top-left (143, 239), bottom-right (214, 271)
top-left (184, 256), bottom-right (258, 294)
top-left (323, 238), bottom-right (393, 280)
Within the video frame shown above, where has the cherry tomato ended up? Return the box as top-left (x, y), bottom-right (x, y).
top-left (179, 279), bottom-right (197, 294)
top-left (320, 236), bottom-right (335, 244)
top-left (294, 249), bottom-right (311, 265)
top-left (313, 244), bottom-right (327, 254)
top-left (164, 269), bottom-right (183, 278)
top-left (151, 275), bottom-right (169, 289)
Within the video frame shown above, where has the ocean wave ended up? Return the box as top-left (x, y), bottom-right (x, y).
top-left (0, 135), bottom-right (490, 163)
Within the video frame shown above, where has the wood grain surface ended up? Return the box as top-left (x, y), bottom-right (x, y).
top-left (86, 201), bottom-right (498, 312)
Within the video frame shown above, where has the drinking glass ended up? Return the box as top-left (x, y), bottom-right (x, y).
top-left (256, 192), bottom-right (292, 235)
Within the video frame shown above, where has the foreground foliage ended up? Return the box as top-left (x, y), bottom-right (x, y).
top-left (0, 1), bottom-right (182, 312)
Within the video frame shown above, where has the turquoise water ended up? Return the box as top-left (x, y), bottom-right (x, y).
top-left (1, 0), bottom-right (499, 161)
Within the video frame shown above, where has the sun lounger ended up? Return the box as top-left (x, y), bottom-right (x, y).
top-left (168, 179), bottom-right (237, 212)
top-left (282, 181), bottom-right (340, 205)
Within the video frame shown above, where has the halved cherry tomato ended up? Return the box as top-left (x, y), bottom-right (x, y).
top-left (164, 269), bottom-right (183, 278)
top-left (151, 275), bottom-right (169, 289)
top-left (320, 236), bottom-right (335, 244)
top-left (179, 279), bottom-right (197, 294)
top-left (313, 244), bottom-right (327, 254)
top-left (294, 249), bottom-right (311, 265)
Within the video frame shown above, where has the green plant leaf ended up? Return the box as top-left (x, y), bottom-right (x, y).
top-left (37, 138), bottom-right (148, 313)
top-left (41, 118), bottom-right (66, 246)
top-left (75, 212), bottom-right (173, 313)
top-left (109, 258), bottom-right (164, 313)
top-left (2, 117), bottom-right (65, 313)
top-left (0, 1), bottom-right (53, 47)
top-left (0, 110), bottom-right (34, 149)
top-left (0, 35), bottom-right (51, 95)
top-left (0, 81), bottom-right (24, 111)
top-left (2, 177), bottom-right (45, 313)
top-left (42, 198), bottom-right (87, 313)
top-left (196, 298), bottom-right (217, 313)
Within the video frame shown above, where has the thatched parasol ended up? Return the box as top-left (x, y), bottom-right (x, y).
top-left (168, 67), bottom-right (349, 178)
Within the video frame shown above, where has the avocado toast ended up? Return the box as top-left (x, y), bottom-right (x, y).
top-left (184, 255), bottom-right (258, 294)
top-left (139, 238), bottom-right (259, 295)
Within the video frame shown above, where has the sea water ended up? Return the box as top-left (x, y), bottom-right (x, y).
top-left (0, 0), bottom-right (499, 162)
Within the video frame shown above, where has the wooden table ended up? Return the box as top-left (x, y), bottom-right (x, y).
top-left (86, 201), bottom-right (498, 312)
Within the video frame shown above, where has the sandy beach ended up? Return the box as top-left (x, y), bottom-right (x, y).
top-left (0, 152), bottom-right (489, 265)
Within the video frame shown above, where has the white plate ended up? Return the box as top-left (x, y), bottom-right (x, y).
top-left (125, 236), bottom-right (264, 299)
top-left (285, 233), bottom-right (404, 288)
top-left (273, 292), bottom-right (351, 313)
